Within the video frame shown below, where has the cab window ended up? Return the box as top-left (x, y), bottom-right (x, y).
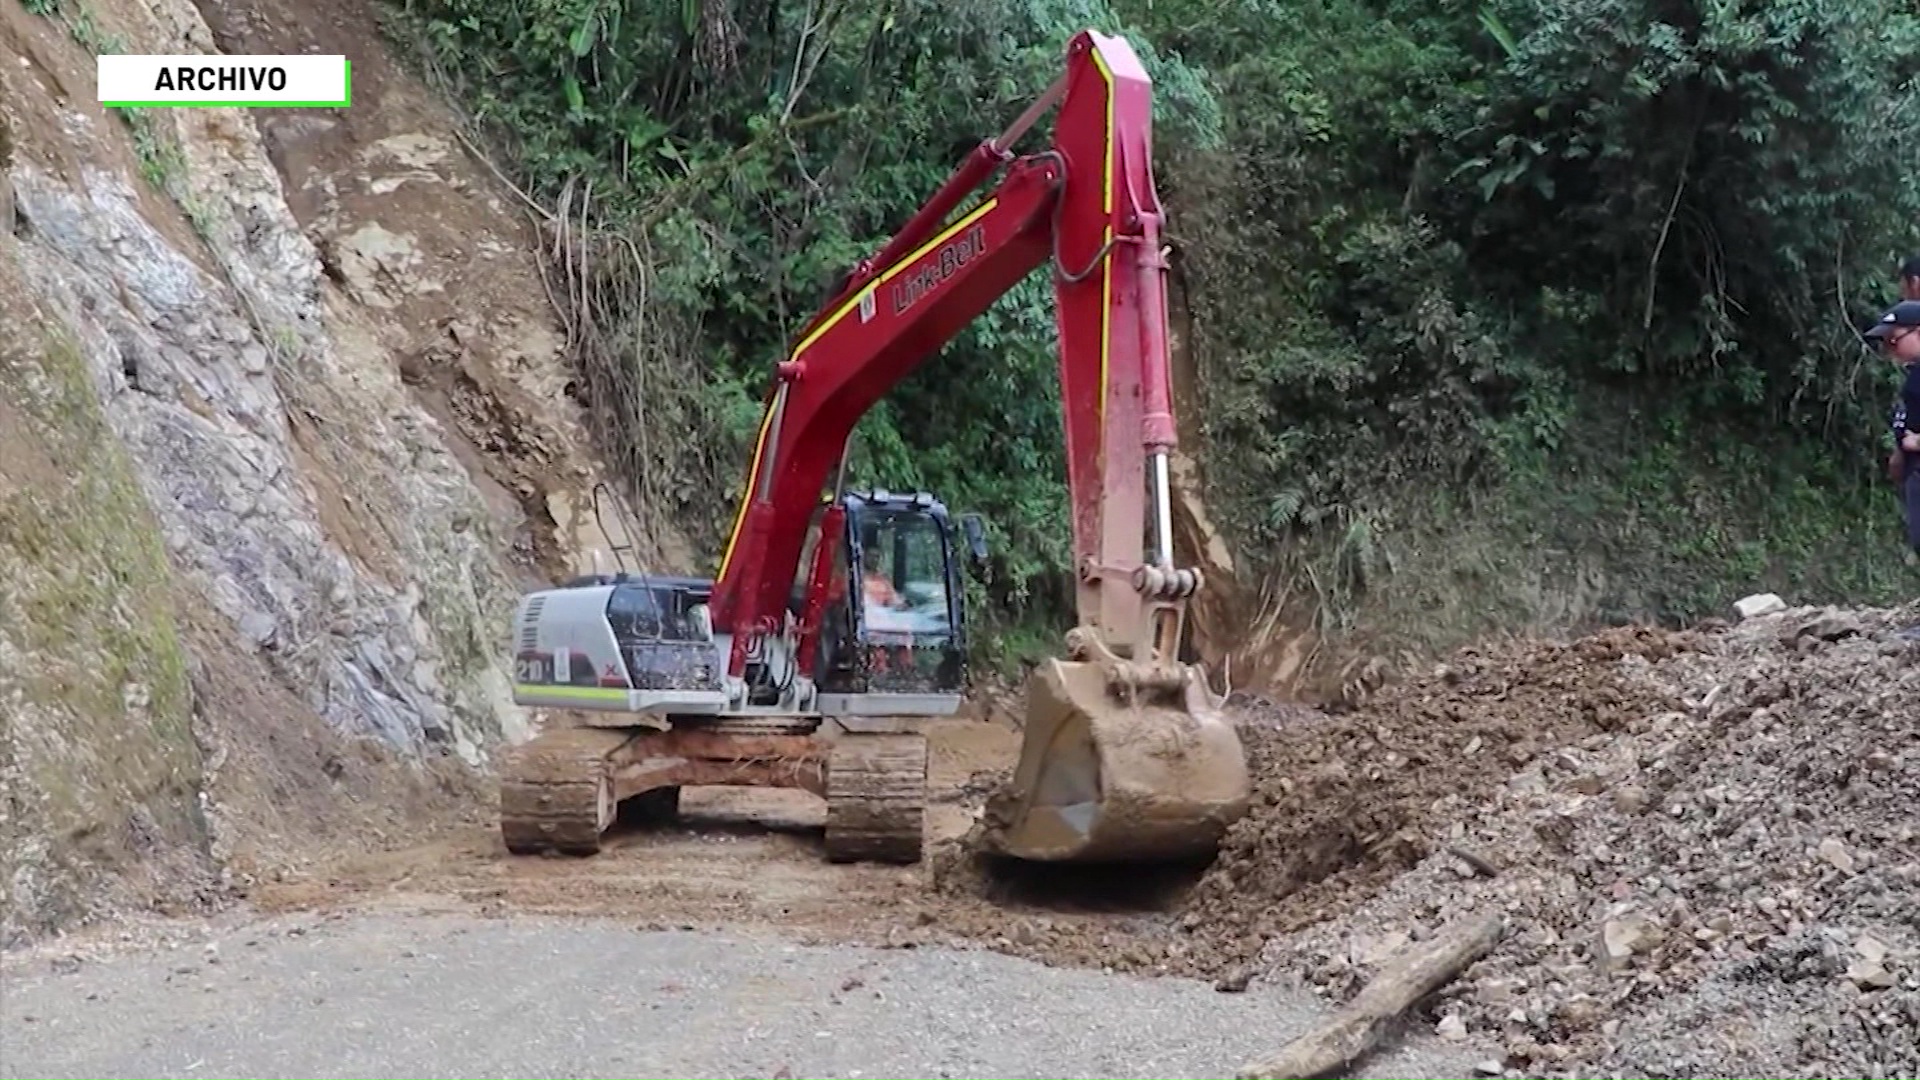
top-left (858, 510), bottom-right (952, 637)
top-left (607, 585), bottom-right (661, 639)
top-left (608, 584), bottom-right (703, 642)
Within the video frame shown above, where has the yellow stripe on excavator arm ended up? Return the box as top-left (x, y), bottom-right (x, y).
top-left (716, 403), bottom-right (779, 582)
top-left (714, 198), bottom-right (1003, 581)
top-left (1092, 47), bottom-right (1115, 445)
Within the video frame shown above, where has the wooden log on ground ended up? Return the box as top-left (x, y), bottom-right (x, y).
top-left (1237, 912), bottom-right (1505, 1080)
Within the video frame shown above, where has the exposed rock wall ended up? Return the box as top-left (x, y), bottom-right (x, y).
top-left (0, 0), bottom-right (661, 941)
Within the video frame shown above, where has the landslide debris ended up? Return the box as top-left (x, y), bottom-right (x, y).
top-left (927, 625), bottom-right (1691, 975)
top-left (934, 604), bottom-right (1919, 1079)
top-left (1235, 603), bottom-right (1920, 1079)
top-left (1180, 624), bottom-right (1694, 970)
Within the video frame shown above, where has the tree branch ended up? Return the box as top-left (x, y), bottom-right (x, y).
top-left (781, 0), bottom-right (851, 122)
top-left (1642, 139), bottom-right (1693, 333)
top-left (633, 106), bottom-right (855, 230)
top-left (1237, 913), bottom-right (1505, 1080)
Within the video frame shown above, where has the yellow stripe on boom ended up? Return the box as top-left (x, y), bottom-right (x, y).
top-left (1091, 49), bottom-right (1116, 449)
top-left (714, 198), bottom-right (1004, 580)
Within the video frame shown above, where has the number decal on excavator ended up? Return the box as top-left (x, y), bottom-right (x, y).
top-left (514, 655), bottom-right (552, 684)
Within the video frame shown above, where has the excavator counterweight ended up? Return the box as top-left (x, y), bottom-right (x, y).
top-left (500, 28), bottom-right (1250, 867)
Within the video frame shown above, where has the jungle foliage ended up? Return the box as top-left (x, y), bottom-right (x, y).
top-left (389, 0), bottom-right (1920, 658)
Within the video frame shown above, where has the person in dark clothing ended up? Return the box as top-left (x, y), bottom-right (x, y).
top-left (1864, 299), bottom-right (1920, 555)
top-left (1880, 257), bottom-right (1920, 483)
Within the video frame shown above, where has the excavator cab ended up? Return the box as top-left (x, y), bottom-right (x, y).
top-left (812, 490), bottom-right (980, 698)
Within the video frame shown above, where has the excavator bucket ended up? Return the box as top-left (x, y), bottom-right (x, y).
top-left (972, 655), bottom-right (1251, 863)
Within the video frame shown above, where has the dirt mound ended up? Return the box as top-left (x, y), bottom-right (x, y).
top-left (922, 608), bottom-right (1918, 1076)
top-left (920, 629), bottom-right (1689, 976)
top-left (1173, 625), bottom-right (1696, 974)
top-left (1238, 603), bottom-right (1920, 1078)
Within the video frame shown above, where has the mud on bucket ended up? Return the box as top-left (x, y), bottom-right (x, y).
top-left (973, 655), bottom-right (1251, 863)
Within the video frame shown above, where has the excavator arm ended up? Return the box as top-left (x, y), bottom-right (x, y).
top-left (708, 30), bottom-right (1250, 863)
top-left (712, 29), bottom-right (1199, 672)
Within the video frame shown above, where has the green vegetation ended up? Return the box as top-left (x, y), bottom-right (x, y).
top-left (387, 0), bottom-right (1920, 670)
top-left (0, 333), bottom-right (191, 730)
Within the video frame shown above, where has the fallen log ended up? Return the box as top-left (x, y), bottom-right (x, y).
top-left (1237, 912), bottom-right (1505, 1080)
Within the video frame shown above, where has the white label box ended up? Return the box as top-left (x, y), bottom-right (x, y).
top-left (98, 54), bottom-right (350, 107)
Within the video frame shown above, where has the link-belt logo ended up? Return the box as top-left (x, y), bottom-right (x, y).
top-left (890, 223), bottom-right (988, 316)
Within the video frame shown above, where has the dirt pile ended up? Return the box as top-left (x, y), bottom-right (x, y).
top-left (921, 627), bottom-right (1690, 975)
top-left (1178, 625), bottom-right (1695, 974)
top-left (1230, 603), bottom-right (1920, 1078)
top-left (925, 606), bottom-right (1917, 1077)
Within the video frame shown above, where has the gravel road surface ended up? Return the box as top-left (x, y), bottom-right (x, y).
top-left (1, 912), bottom-right (1479, 1079)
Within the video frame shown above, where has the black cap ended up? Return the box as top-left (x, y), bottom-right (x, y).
top-left (1864, 299), bottom-right (1920, 340)
top-left (1903, 254), bottom-right (1920, 279)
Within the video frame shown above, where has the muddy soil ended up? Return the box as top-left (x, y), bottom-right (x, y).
top-left (222, 626), bottom-right (1701, 978)
top-left (1178, 625), bottom-right (1697, 973)
top-left (233, 710), bottom-right (1220, 972)
top-left (239, 717), bottom-right (1062, 946)
top-left (926, 609), bottom-right (1920, 1079)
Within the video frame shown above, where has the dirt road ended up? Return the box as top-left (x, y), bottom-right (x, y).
top-left (200, 716), bottom-right (1240, 968)
top-left (0, 911), bottom-right (1481, 1079)
top-left (9, 607), bottom-right (1915, 1079)
top-left (0, 718), bottom-right (1491, 1079)
top-left (228, 719), bottom-right (1027, 936)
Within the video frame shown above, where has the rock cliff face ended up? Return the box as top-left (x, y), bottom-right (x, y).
top-left (0, 0), bottom-right (656, 942)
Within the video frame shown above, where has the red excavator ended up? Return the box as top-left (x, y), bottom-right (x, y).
top-left (500, 29), bottom-right (1251, 866)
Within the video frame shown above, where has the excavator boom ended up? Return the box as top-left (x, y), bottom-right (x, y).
top-left (714, 33), bottom-right (1160, 644)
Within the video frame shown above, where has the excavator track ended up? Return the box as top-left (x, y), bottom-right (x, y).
top-left (498, 727), bottom-right (638, 856)
top-left (824, 732), bottom-right (928, 865)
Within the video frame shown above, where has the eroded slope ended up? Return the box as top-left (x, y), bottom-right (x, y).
top-left (0, 0), bottom-right (659, 941)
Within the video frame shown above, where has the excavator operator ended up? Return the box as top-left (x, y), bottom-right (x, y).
top-left (862, 566), bottom-right (902, 611)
